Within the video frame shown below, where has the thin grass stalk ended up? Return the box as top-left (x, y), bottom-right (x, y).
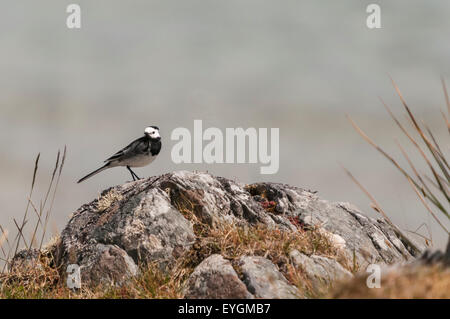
top-left (340, 165), bottom-right (393, 225)
top-left (41, 151), bottom-right (60, 216)
top-left (0, 228), bottom-right (7, 257)
top-left (0, 226), bottom-right (10, 254)
top-left (380, 98), bottom-right (448, 213)
top-left (1, 236), bottom-right (17, 273)
top-left (13, 154), bottom-right (39, 256)
top-left (13, 219), bottom-right (28, 251)
top-left (440, 109), bottom-right (450, 134)
top-left (39, 146), bottom-right (66, 250)
top-left (406, 177), bottom-right (449, 234)
top-left (425, 175), bottom-right (449, 190)
top-left (31, 151), bottom-right (60, 249)
top-left (391, 78), bottom-right (450, 204)
top-left (347, 114), bottom-right (448, 219)
top-left (341, 165), bottom-right (421, 255)
top-left (27, 198), bottom-right (44, 248)
top-left (395, 140), bottom-right (449, 220)
top-left (347, 115), bottom-right (429, 196)
top-left (421, 122), bottom-right (450, 182)
top-left (406, 222), bottom-right (432, 246)
top-left (424, 124), bottom-right (447, 167)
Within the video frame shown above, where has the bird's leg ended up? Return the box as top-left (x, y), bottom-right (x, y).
top-left (127, 166), bottom-right (141, 181)
top-left (127, 166), bottom-right (136, 181)
top-left (126, 166), bottom-right (137, 181)
top-left (132, 170), bottom-right (141, 180)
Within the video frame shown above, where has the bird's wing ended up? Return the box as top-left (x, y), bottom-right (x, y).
top-left (104, 136), bottom-right (149, 163)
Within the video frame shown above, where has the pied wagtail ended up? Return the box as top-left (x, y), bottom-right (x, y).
top-left (77, 126), bottom-right (161, 183)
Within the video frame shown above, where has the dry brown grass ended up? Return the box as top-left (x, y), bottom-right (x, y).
top-left (329, 264), bottom-right (450, 299)
top-left (0, 218), bottom-right (347, 299)
top-left (0, 250), bottom-right (60, 298)
top-left (0, 263), bottom-right (181, 299)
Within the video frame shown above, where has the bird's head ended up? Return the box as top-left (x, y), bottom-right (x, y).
top-left (144, 126), bottom-right (161, 141)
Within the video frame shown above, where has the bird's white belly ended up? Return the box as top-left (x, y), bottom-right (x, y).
top-left (122, 154), bottom-right (156, 168)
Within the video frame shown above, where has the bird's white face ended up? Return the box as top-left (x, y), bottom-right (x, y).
top-left (144, 126), bottom-right (161, 139)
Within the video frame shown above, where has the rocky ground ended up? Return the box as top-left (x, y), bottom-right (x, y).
top-left (4, 171), bottom-right (448, 298)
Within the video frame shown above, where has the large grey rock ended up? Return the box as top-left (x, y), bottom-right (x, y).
top-left (246, 182), bottom-right (424, 267)
top-left (159, 171), bottom-right (274, 226)
top-left (77, 244), bottom-right (138, 286)
top-left (289, 249), bottom-right (353, 289)
top-left (185, 254), bottom-right (253, 299)
top-left (51, 170), bottom-right (424, 289)
top-left (237, 256), bottom-right (300, 299)
top-left (58, 178), bottom-right (196, 286)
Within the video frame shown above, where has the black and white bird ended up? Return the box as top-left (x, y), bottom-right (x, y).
top-left (77, 126), bottom-right (161, 183)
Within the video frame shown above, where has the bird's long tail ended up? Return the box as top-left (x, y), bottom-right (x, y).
top-left (77, 163), bottom-right (110, 183)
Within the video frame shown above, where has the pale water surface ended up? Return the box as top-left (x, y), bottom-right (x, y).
top-left (0, 1), bottom-right (449, 250)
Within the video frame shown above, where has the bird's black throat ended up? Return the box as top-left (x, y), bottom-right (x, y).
top-left (145, 136), bottom-right (162, 156)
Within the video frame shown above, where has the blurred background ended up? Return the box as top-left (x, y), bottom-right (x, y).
top-left (0, 0), bottom-right (449, 249)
